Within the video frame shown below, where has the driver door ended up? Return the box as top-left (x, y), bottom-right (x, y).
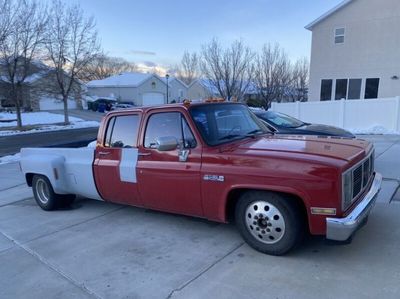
top-left (136, 110), bottom-right (203, 217)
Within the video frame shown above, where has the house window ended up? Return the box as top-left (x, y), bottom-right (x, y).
top-left (365, 78), bottom-right (380, 99)
top-left (178, 89), bottom-right (184, 98)
top-left (348, 79), bottom-right (362, 99)
top-left (320, 79), bottom-right (333, 101)
top-left (335, 79), bottom-right (348, 100)
top-left (335, 28), bottom-right (345, 44)
top-left (151, 82), bottom-right (156, 89)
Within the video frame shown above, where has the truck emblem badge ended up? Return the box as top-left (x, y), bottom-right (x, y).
top-left (203, 175), bottom-right (225, 182)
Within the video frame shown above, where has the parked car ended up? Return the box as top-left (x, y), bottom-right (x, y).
top-left (88, 98), bottom-right (116, 112)
top-left (111, 102), bottom-right (135, 110)
top-left (20, 102), bottom-right (381, 255)
top-left (252, 109), bottom-right (355, 138)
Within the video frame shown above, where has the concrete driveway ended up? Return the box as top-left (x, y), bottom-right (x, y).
top-left (0, 135), bottom-right (399, 299)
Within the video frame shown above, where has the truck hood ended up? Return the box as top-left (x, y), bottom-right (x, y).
top-left (231, 135), bottom-right (372, 162)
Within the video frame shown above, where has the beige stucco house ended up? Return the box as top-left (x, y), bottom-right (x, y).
top-left (187, 79), bottom-right (215, 100)
top-left (87, 72), bottom-right (190, 106)
top-left (162, 77), bottom-right (188, 103)
top-left (0, 60), bottom-right (83, 111)
top-left (307, 0), bottom-right (400, 101)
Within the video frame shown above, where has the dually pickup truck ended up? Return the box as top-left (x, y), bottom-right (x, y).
top-left (20, 102), bottom-right (382, 255)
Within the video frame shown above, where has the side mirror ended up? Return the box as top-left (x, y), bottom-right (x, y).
top-left (156, 136), bottom-right (178, 151)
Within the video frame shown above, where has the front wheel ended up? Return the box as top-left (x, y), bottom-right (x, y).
top-left (235, 191), bottom-right (304, 256)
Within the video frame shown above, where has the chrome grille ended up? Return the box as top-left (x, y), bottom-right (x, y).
top-left (362, 158), bottom-right (370, 188)
top-left (342, 151), bottom-right (375, 210)
top-left (353, 165), bottom-right (363, 197)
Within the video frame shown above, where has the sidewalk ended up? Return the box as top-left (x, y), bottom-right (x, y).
top-left (359, 134), bottom-right (400, 203)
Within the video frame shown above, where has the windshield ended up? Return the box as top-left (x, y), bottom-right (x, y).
top-left (257, 111), bottom-right (304, 128)
top-left (190, 103), bottom-right (269, 146)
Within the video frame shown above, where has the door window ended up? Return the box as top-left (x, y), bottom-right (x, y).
top-left (144, 112), bottom-right (196, 149)
top-left (104, 115), bottom-right (140, 148)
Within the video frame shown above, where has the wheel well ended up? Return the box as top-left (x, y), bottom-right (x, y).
top-left (226, 189), bottom-right (309, 228)
top-left (25, 173), bottom-right (35, 187)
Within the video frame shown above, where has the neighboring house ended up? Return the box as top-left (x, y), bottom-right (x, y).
top-left (161, 77), bottom-right (188, 103)
top-left (306, 0), bottom-right (400, 101)
top-left (187, 79), bottom-right (216, 100)
top-left (187, 78), bottom-right (260, 102)
top-left (87, 72), bottom-right (173, 106)
top-left (0, 60), bottom-right (84, 111)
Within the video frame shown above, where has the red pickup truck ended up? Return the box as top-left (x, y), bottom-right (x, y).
top-left (20, 102), bottom-right (382, 255)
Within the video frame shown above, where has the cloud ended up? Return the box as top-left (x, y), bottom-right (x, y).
top-left (142, 61), bottom-right (157, 67)
top-left (136, 61), bottom-right (168, 76)
top-left (126, 50), bottom-right (156, 56)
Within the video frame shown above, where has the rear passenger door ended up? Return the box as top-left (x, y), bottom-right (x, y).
top-left (94, 113), bottom-right (142, 206)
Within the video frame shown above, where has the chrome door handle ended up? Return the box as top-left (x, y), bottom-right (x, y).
top-left (98, 151), bottom-right (111, 155)
top-left (138, 152), bottom-right (151, 156)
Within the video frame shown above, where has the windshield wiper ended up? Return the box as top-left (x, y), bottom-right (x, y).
top-left (247, 129), bottom-right (274, 136)
top-left (246, 129), bottom-right (263, 136)
top-left (286, 124), bottom-right (305, 129)
top-left (218, 134), bottom-right (242, 141)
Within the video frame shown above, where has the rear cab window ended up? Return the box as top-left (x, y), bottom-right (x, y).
top-left (104, 114), bottom-right (140, 148)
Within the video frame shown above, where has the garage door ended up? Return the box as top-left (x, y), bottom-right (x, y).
top-left (142, 93), bottom-right (164, 106)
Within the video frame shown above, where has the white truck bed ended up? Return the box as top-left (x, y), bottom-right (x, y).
top-left (20, 148), bottom-right (102, 200)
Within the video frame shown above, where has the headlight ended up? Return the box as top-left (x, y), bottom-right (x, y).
top-left (342, 170), bottom-right (352, 211)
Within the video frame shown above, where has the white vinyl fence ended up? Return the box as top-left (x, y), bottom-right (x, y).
top-left (270, 97), bottom-right (400, 134)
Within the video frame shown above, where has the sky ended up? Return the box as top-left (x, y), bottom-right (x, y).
top-left (75, 0), bottom-right (342, 72)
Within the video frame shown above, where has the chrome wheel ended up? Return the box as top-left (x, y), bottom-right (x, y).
top-left (245, 200), bottom-right (286, 244)
top-left (35, 178), bottom-right (50, 205)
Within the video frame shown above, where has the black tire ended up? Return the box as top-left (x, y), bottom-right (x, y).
top-left (32, 175), bottom-right (59, 211)
top-left (235, 191), bottom-right (304, 256)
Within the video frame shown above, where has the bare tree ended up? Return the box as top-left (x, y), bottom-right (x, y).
top-left (45, 0), bottom-right (99, 124)
top-left (200, 39), bottom-right (254, 101)
top-left (0, 0), bottom-right (13, 44)
top-left (78, 53), bottom-right (137, 82)
top-left (288, 57), bottom-right (309, 102)
top-left (0, 0), bottom-right (47, 128)
top-left (176, 51), bottom-right (199, 85)
top-left (254, 43), bottom-right (292, 108)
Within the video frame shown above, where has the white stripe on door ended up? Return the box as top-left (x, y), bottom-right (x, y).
top-left (119, 148), bottom-right (138, 183)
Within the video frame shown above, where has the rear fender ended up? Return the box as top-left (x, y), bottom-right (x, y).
top-left (21, 154), bottom-right (67, 194)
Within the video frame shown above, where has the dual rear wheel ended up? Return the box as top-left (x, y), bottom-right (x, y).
top-left (32, 175), bottom-right (75, 211)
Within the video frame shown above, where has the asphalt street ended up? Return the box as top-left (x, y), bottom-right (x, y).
top-left (0, 109), bottom-right (103, 156)
top-left (0, 127), bottom-right (99, 156)
top-left (0, 135), bottom-right (399, 298)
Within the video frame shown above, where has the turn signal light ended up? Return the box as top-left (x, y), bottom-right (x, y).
top-left (311, 207), bottom-right (337, 216)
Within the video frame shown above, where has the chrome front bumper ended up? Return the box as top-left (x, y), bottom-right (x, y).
top-left (326, 172), bottom-right (382, 241)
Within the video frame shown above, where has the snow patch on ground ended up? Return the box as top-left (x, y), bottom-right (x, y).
top-left (0, 111), bottom-right (99, 136)
top-left (0, 112), bottom-right (84, 127)
top-left (349, 125), bottom-right (400, 135)
top-left (0, 153), bottom-right (21, 165)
